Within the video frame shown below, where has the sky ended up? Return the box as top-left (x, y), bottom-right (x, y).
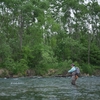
top-left (97, 0), bottom-right (100, 4)
top-left (98, 0), bottom-right (100, 4)
top-left (85, 0), bottom-right (100, 4)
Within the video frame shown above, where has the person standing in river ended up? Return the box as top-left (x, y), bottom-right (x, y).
top-left (68, 64), bottom-right (78, 85)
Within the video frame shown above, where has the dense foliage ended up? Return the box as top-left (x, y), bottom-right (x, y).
top-left (0, 0), bottom-right (100, 76)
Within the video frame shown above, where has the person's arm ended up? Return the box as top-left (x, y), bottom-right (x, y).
top-left (68, 67), bottom-right (76, 73)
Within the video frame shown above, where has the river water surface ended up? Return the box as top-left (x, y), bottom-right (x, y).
top-left (0, 76), bottom-right (100, 100)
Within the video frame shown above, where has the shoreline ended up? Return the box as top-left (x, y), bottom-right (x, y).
top-left (0, 68), bottom-right (100, 78)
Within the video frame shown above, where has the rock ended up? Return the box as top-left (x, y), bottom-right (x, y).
top-left (13, 75), bottom-right (18, 78)
top-left (26, 69), bottom-right (35, 76)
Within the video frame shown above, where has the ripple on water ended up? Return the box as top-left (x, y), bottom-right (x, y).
top-left (0, 77), bottom-right (100, 100)
top-left (11, 82), bottom-right (24, 85)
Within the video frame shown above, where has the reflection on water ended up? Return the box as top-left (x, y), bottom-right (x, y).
top-left (0, 76), bottom-right (100, 100)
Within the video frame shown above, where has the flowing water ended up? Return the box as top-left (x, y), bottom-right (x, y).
top-left (0, 76), bottom-right (100, 100)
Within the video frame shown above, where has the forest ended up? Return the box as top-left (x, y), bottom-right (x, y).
top-left (0, 0), bottom-right (100, 77)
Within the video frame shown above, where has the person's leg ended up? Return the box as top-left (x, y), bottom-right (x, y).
top-left (75, 75), bottom-right (78, 82)
top-left (71, 75), bottom-right (76, 85)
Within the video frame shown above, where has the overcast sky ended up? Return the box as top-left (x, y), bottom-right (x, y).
top-left (98, 0), bottom-right (100, 4)
top-left (85, 0), bottom-right (100, 4)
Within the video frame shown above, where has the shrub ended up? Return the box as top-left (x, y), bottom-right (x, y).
top-left (81, 63), bottom-right (94, 75)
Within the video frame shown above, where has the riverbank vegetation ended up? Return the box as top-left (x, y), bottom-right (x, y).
top-left (0, 0), bottom-right (100, 77)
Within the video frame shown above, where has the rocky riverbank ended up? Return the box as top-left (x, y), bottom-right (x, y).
top-left (0, 68), bottom-right (100, 78)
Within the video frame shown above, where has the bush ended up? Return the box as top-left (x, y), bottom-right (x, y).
top-left (51, 59), bottom-right (73, 75)
top-left (81, 64), bottom-right (94, 75)
top-left (4, 57), bottom-right (28, 75)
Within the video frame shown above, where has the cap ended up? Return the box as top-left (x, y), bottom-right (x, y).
top-left (71, 64), bottom-right (75, 66)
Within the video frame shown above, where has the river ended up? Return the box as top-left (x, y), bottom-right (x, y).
top-left (0, 76), bottom-right (100, 100)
